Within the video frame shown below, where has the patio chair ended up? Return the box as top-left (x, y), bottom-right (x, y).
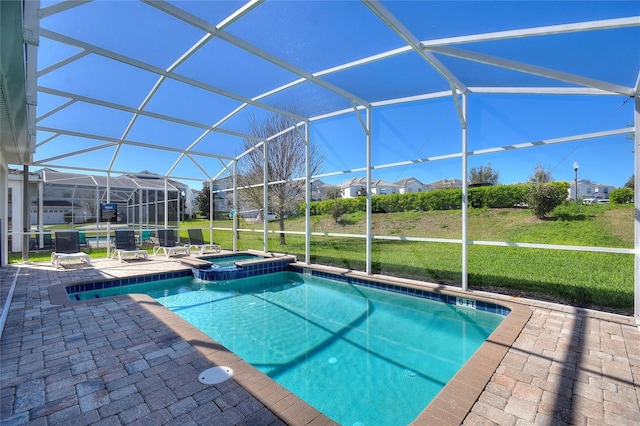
top-left (111, 229), bottom-right (148, 263)
top-left (29, 232), bottom-right (54, 250)
top-left (43, 233), bottom-right (53, 250)
top-left (140, 230), bottom-right (154, 246)
top-left (187, 228), bottom-right (221, 255)
top-left (50, 231), bottom-right (92, 268)
top-left (78, 231), bottom-right (88, 248)
top-left (153, 229), bottom-right (190, 258)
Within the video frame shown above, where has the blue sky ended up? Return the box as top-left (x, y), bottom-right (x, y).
top-left (33, 1), bottom-right (639, 189)
top-left (309, 92), bottom-right (635, 188)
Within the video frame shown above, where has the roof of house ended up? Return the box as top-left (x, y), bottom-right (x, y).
top-left (427, 178), bottom-right (462, 188)
top-left (395, 177), bottom-right (424, 187)
top-left (338, 177), bottom-right (399, 188)
top-left (39, 168), bottom-right (183, 191)
top-left (577, 180), bottom-right (616, 189)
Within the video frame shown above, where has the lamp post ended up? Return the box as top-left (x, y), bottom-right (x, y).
top-left (180, 190), bottom-right (186, 222)
top-left (573, 162), bottom-right (579, 201)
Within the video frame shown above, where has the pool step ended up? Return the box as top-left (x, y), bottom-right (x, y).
top-left (179, 257), bottom-right (211, 268)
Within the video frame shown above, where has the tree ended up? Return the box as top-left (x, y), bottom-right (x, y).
top-left (528, 163), bottom-right (552, 184)
top-left (195, 183), bottom-right (210, 218)
top-left (624, 174), bottom-right (634, 190)
top-left (238, 111), bottom-right (323, 245)
top-left (330, 198), bottom-right (347, 224)
top-left (469, 163), bottom-right (499, 186)
top-left (324, 186), bottom-right (342, 200)
top-left (526, 182), bottom-right (567, 219)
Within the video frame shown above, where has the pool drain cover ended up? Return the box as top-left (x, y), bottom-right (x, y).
top-left (199, 366), bottom-right (233, 385)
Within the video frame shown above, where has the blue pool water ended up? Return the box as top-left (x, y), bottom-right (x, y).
top-left (69, 272), bottom-right (504, 425)
top-left (203, 253), bottom-right (263, 268)
top-left (85, 236), bottom-right (113, 246)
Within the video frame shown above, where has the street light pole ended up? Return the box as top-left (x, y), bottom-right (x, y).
top-left (573, 162), bottom-right (579, 201)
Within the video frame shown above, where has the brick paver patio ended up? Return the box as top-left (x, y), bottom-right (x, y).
top-left (464, 304), bottom-right (640, 425)
top-left (1, 257), bottom-right (639, 425)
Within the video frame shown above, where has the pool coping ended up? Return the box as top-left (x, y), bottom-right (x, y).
top-left (48, 260), bottom-right (531, 425)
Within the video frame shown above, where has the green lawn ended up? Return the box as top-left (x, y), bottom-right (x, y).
top-left (10, 204), bottom-right (634, 314)
top-left (212, 204), bottom-right (634, 314)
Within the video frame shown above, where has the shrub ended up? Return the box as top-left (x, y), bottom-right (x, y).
top-left (302, 182), bottom-right (564, 215)
top-left (610, 187), bottom-right (633, 204)
top-left (552, 202), bottom-right (587, 221)
top-left (527, 182), bottom-right (568, 219)
top-left (467, 184), bottom-right (530, 208)
top-left (419, 189), bottom-right (462, 210)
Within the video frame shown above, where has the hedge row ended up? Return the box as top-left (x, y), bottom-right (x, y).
top-left (299, 183), bottom-right (563, 215)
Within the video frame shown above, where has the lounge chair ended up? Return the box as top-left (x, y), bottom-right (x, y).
top-left (30, 233), bottom-right (54, 250)
top-left (153, 229), bottom-right (190, 258)
top-left (111, 229), bottom-right (148, 263)
top-left (187, 228), bottom-right (221, 255)
top-left (43, 233), bottom-right (53, 249)
top-left (50, 231), bottom-right (92, 268)
top-left (140, 230), bottom-right (154, 246)
top-left (78, 231), bottom-right (88, 248)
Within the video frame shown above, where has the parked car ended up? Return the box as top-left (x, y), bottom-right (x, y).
top-left (266, 212), bottom-right (280, 221)
top-left (583, 198), bottom-right (609, 204)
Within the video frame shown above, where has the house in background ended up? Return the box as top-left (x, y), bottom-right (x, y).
top-left (426, 178), bottom-right (463, 190)
top-left (394, 177), bottom-right (425, 194)
top-left (338, 177), bottom-right (400, 198)
top-left (124, 170), bottom-right (193, 219)
top-left (338, 176), bottom-right (468, 198)
top-left (567, 180), bottom-right (615, 201)
top-left (208, 176), bottom-right (234, 217)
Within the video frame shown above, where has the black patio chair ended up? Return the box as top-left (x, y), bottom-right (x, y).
top-left (153, 229), bottom-right (190, 258)
top-left (187, 228), bottom-right (221, 255)
top-left (50, 231), bottom-right (91, 268)
top-left (111, 229), bottom-right (148, 263)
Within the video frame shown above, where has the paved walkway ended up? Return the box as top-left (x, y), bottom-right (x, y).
top-left (1, 258), bottom-right (639, 425)
top-left (463, 302), bottom-right (640, 425)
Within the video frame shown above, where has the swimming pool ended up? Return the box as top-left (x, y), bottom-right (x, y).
top-left (67, 270), bottom-right (506, 425)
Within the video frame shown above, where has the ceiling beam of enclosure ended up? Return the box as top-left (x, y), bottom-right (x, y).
top-left (362, 0), bottom-right (467, 128)
top-left (130, 0), bottom-right (265, 178)
top-left (144, 0), bottom-right (371, 110)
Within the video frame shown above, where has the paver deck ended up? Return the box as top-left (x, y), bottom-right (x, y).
top-left (1, 257), bottom-right (639, 425)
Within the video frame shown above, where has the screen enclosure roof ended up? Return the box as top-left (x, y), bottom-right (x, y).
top-left (25, 0), bottom-right (640, 185)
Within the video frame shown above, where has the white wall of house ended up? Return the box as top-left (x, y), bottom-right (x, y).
top-left (37, 206), bottom-right (84, 225)
top-left (8, 178), bottom-right (23, 252)
top-left (5, 170), bottom-right (46, 253)
top-left (339, 178), bottom-right (400, 198)
top-left (568, 180), bottom-right (615, 200)
top-left (398, 182), bottom-right (423, 194)
top-left (341, 186), bottom-right (361, 198)
top-left (396, 178), bottom-right (424, 194)
top-left (371, 184), bottom-right (399, 195)
top-left (0, 163), bottom-right (7, 266)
